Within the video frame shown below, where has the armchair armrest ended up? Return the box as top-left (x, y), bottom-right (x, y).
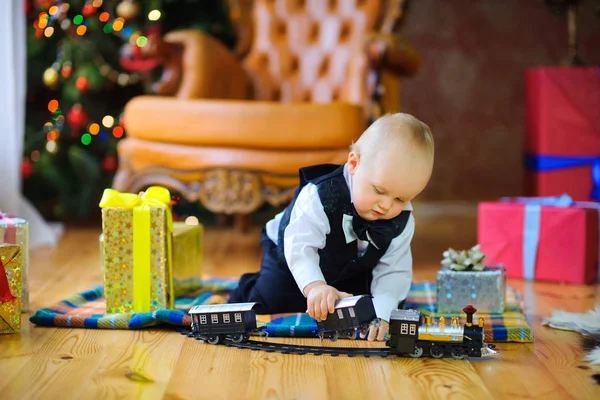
top-left (160, 29), bottom-right (252, 100)
top-left (364, 33), bottom-right (420, 77)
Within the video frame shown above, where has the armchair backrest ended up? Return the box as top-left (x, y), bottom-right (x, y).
top-left (235, 0), bottom-right (401, 106)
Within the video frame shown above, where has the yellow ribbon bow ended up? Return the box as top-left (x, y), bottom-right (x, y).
top-left (99, 186), bottom-right (174, 312)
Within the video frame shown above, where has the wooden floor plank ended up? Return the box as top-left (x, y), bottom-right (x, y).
top-left (526, 282), bottom-right (600, 399)
top-left (0, 208), bottom-right (599, 399)
top-left (86, 330), bottom-right (185, 400)
top-left (0, 323), bottom-right (62, 393)
top-left (164, 339), bottom-right (254, 399)
top-left (1, 328), bottom-right (109, 399)
top-left (471, 341), bottom-right (577, 399)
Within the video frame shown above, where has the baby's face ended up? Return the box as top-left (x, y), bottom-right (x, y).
top-left (348, 148), bottom-right (431, 221)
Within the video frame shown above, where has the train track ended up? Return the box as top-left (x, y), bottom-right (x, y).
top-left (179, 330), bottom-right (498, 358)
top-left (179, 329), bottom-right (393, 357)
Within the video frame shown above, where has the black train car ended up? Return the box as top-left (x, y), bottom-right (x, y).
top-left (189, 302), bottom-right (260, 344)
top-left (316, 295), bottom-right (378, 340)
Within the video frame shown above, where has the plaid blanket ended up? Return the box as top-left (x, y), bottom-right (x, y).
top-left (29, 279), bottom-right (533, 343)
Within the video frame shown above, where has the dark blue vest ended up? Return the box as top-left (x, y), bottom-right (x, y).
top-left (276, 164), bottom-right (411, 292)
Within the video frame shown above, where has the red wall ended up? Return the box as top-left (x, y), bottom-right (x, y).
top-left (399, 0), bottom-right (600, 201)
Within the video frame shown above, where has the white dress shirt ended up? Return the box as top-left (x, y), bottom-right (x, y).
top-left (265, 163), bottom-right (415, 321)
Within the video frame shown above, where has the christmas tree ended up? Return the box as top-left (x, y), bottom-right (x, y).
top-left (24, 0), bottom-right (236, 221)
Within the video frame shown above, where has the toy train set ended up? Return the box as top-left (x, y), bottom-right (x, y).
top-left (182, 295), bottom-right (498, 359)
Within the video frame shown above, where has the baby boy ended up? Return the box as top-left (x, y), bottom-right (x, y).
top-left (229, 112), bottom-right (434, 341)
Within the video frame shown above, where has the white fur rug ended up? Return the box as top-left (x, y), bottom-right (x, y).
top-left (542, 305), bottom-right (600, 364)
top-left (585, 345), bottom-right (600, 365)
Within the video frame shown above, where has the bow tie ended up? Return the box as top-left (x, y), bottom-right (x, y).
top-left (342, 205), bottom-right (397, 250)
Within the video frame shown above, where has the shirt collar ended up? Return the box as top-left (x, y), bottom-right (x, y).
top-left (343, 163), bottom-right (354, 204)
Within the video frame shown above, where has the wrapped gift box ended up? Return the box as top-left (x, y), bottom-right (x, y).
top-left (99, 187), bottom-right (174, 313)
top-left (478, 195), bottom-right (599, 284)
top-left (171, 222), bottom-right (203, 294)
top-left (436, 264), bottom-right (506, 314)
top-left (0, 212), bottom-right (29, 312)
top-left (0, 243), bottom-right (22, 334)
top-left (99, 221), bottom-right (203, 297)
top-left (524, 67), bottom-right (600, 202)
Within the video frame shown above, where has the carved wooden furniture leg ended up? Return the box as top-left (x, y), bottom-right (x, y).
top-left (112, 159), bottom-right (134, 193)
top-left (234, 214), bottom-right (251, 233)
top-left (216, 214), bottom-right (233, 227)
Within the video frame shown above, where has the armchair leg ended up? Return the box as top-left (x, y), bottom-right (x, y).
top-left (234, 213), bottom-right (251, 233)
top-left (112, 163), bottom-right (133, 192)
top-left (216, 213), bottom-right (233, 227)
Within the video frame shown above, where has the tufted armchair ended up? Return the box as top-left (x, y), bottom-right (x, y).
top-left (113, 0), bottom-right (420, 230)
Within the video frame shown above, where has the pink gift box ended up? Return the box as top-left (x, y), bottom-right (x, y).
top-left (524, 67), bottom-right (600, 202)
top-left (478, 195), bottom-right (599, 284)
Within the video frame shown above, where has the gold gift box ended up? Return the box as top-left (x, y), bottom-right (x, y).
top-left (172, 222), bottom-right (203, 296)
top-left (0, 243), bottom-right (22, 334)
top-left (0, 216), bottom-right (29, 312)
top-left (101, 197), bottom-right (173, 314)
top-left (100, 221), bottom-right (203, 298)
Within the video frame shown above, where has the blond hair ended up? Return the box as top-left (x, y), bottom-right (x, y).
top-left (350, 113), bottom-right (434, 160)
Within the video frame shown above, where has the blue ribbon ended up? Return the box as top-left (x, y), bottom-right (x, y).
top-left (524, 154), bottom-right (600, 201)
top-left (501, 194), bottom-right (600, 282)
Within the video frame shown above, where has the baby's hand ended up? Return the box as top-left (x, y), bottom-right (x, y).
top-left (304, 281), bottom-right (352, 321)
top-left (360, 319), bottom-right (389, 342)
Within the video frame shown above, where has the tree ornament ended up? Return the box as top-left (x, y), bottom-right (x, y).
top-left (21, 158), bottom-right (34, 179)
top-left (43, 67), bottom-right (59, 88)
top-left (61, 63), bottom-right (72, 79)
top-left (119, 40), bottom-right (162, 72)
top-left (102, 155), bottom-right (118, 172)
top-left (116, 0), bottom-right (140, 20)
top-left (75, 76), bottom-right (89, 91)
top-left (67, 104), bottom-right (88, 134)
top-left (35, 0), bottom-right (54, 9)
top-left (82, 4), bottom-right (96, 18)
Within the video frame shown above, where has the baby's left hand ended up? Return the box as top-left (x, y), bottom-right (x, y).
top-left (360, 319), bottom-right (389, 341)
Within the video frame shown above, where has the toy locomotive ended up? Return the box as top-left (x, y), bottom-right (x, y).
top-left (387, 304), bottom-right (487, 359)
top-left (188, 295), bottom-right (494, 359)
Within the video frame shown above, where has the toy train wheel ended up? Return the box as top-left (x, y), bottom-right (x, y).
top-left (231, 334), bottom-right (244, 343)
top-left (206, 335), bottom-right (220, 345)
top-left (430, 346), bottom-right (444, 359)
top-left (328, 331), bottom-right (339, 342)
top-left (451, 349), bottom-right (466, 360)
top-left (410, 346), bottom-right (423, 358)
top-left (343, 330), bottom-right (355, 339)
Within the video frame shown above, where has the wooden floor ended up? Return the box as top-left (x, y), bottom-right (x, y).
top-left (1, 206), bottom-right (600, 399)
